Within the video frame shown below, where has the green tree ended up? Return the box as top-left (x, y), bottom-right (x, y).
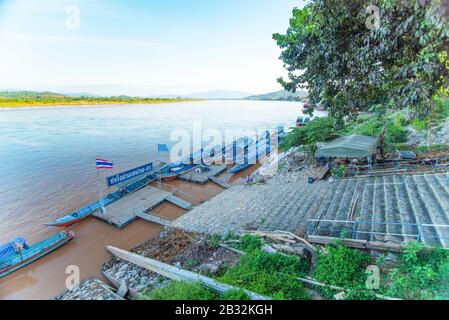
top-left (281, 117), bottom-right (341, 157)
top-left (274, 0), bottom-right (449, 121)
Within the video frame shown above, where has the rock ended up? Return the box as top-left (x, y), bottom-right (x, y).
top-left (197, 262), bottom-right (221, 275)
top-left (334, 291), bottom-right (346, 300)
top-left (261, 244), bottom-right (277, 254)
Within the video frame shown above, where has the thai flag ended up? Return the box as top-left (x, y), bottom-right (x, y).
top-left (96, 157), bottom-right (114, 169)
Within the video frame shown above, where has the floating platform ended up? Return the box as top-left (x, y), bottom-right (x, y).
top-left (177, 164), bottom-right (228, 185)
top-left (92, 186), bottom-right (192, 229)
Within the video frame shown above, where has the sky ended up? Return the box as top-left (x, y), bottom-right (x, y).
top-left (0, 0), bottom-right (307, 96)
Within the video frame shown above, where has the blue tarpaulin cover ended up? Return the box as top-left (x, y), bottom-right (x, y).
top-left (0, 237), bottom-right (29, 260)
top-left (158, 144), bottom-right (169, 153)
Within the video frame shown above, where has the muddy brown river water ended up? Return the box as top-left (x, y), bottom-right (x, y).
top-left (0, 100), bottom-right (315, 299)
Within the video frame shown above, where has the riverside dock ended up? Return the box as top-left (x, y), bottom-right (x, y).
top-left (177, 164), bottom-right (228, 184)
top-left (92, 186), bottom-right (192, 229)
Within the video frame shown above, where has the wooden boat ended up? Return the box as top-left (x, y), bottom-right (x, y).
top-left (0, 232), bottom-right (74, 278)
top-left (46, 212), bottom-right (90, 227)
top-left (46, 207), bottom-right (93, 227)
top-left (46, 193), bottom-right (120, 227)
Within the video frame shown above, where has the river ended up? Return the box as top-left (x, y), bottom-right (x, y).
top-left (0, 100), bottom-right (309, 299)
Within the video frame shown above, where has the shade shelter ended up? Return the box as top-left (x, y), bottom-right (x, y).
top-left (316, 134), bottom-right (378, 159)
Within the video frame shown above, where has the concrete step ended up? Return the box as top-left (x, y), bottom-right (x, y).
top-left (261, 184), bottom-right (309, 230)
top-left (281, 183), bottom-right (327, 232)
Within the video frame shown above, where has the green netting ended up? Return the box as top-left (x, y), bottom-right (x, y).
top-left (317, 134), bottom-right (378, 158)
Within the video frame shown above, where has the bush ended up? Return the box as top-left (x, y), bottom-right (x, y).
top-left (232, 235), bottom-right (262, 253)
top-left (331, 165), bottom-right (346, 178)
top-left (219, 249), bottom-right (310, 300)
top-left (281, 117), bottom-right (341, 155)
top-left (411, 118), bottom-right (427, 132)
top-left (385, 122), bottom-right (407, 144)
top-left (142, 281), bottom-right (218, 300)
top-left (383, 243), bottom-right (449, 300)
top-left (314, 242), bottom-right (371, 289)
top-left (349, 118), bottom-right (384, 137)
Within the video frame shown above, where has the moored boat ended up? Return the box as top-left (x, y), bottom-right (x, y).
top-left (0, 232), bottom-right (74, 278)
top-left (46, 209), bottom-right (91, 227)
top-left (159, 164), bottom-right (197, 182)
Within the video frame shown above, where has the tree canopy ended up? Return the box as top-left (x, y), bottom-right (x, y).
top-left (274, 0), bottom-right (449, 121)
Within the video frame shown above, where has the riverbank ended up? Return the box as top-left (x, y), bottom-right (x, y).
top-left (0, 98), bottom-right (203, 108)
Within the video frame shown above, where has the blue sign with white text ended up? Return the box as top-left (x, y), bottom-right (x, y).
top-left (106, 163), bottom-right (154, 187)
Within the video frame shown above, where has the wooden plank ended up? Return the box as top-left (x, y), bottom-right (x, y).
top-left (241, 230), bottom-right (297, 244)
top-left (307, 235), bottom-right (405, 252)
top-left (315, 166), bottom-right (330, 181)
top-left (297, 277), bottom-right (401, 301)
top-left (106, 245), bottom-right (270, 300)
top-left (307, 235), bottom-right (368, 249)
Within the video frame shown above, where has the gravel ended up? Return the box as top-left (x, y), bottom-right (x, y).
top-left (55, 279), bottom-right (123, 300)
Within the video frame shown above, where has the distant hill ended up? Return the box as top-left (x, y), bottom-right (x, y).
top-left (0, 90), bottom-right (67, 98)
top-left (244, 90), bottom-right (308, 101)
top-left (186, 90), bottom-right (253, 100)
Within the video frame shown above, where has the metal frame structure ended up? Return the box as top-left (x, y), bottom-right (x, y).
top-left (306, 219), bottom-right (449, 247)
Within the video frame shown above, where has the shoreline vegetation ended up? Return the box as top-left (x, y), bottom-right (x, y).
top-left (0, 91), bottom-right (202, 108)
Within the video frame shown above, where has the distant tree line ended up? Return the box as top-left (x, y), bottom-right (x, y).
top-left (0, 91), bottom-right (196, 107)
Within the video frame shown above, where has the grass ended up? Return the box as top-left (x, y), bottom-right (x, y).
top-left (218, 246), bottom-right (310, 300)
top-left (311, 241), bottom-right (449, 300)
top-left (382, 243), bottom-right (449, 300)
top-left (313, 242), bottom-right (374, 299)
top-left (140, 281), bottom-right (251, 300)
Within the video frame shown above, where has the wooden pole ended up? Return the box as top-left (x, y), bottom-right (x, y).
top-left (95, 158), bottom-right (106, 214)
top-left (297, 276), bottom-right (402, 301)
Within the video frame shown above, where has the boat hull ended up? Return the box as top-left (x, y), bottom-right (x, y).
top-left (46, 213), bottom-right (91, 227)
top-left (47, 216), bottom-right (88, 228)
top-left (0, 232), bottom-right (74, 278)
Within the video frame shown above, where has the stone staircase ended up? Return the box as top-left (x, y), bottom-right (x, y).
top-left (173, 173), bottom-right (449, 247)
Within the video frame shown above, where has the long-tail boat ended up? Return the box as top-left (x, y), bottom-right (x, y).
top-left (0, 232), bottom-right (74, 278)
